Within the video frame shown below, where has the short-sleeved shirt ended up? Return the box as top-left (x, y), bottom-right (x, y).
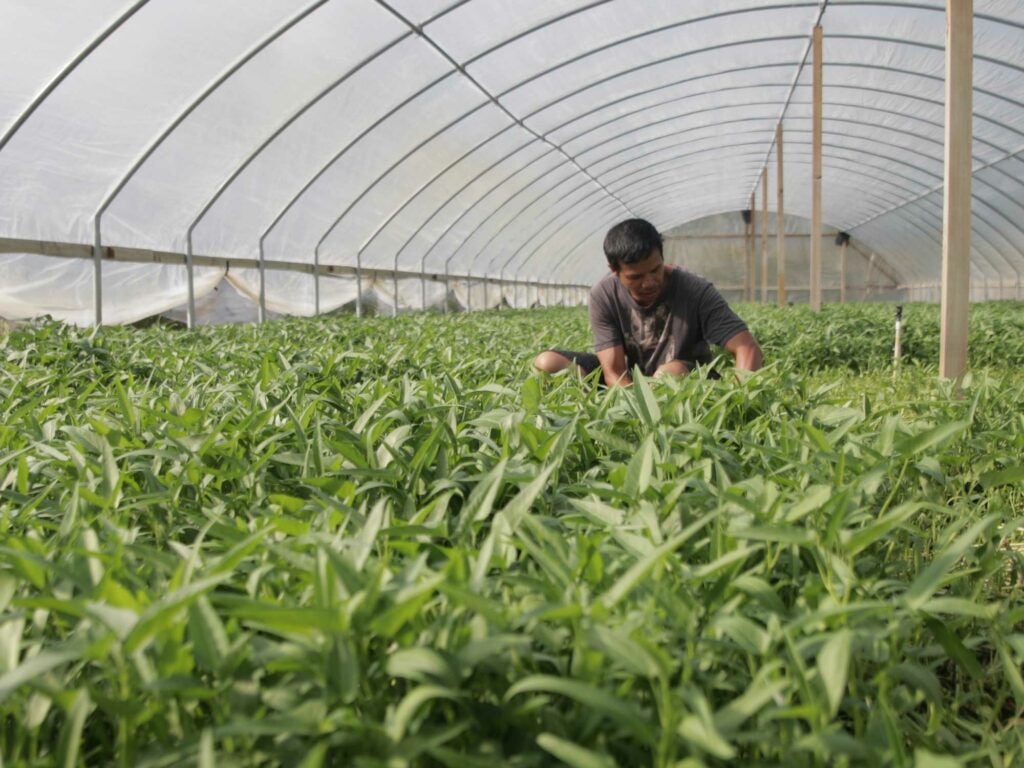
top-left (589, 266), bottom-right (748, 375)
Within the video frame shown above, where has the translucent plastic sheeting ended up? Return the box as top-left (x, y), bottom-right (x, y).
top-left (661, 211), bottom-right (901, 304)
top-left (2, 0), bottom-right (1024, 325)
top-left (0, 254), bottom-right (224, 325)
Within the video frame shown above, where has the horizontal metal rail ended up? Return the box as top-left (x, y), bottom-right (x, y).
top-left (0, 236), bottom-right (587, 289)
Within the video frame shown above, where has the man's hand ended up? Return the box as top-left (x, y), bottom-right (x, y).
top-left (724, 330), bottom-right (763, 372)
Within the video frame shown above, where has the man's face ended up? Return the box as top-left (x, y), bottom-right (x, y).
top-left (615, 249), bottom-right (666, 307)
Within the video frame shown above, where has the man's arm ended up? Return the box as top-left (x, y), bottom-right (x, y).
top-left (723, 330), bottom-right (763, 372)
top-left (597, 345), bottom-right (632, 387)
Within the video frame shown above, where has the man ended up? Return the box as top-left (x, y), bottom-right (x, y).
top-left (534, 218), bottom-right (762, 387)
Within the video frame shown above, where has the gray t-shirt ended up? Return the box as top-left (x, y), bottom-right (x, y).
top-left (589, 266), bottom-right (748, 375)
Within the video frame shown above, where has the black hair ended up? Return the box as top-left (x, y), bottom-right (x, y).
top-left (603, 218), bottom-right (663, 271)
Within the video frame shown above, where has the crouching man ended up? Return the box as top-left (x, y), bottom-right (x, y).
top-left (534, 218), bottom-right (762, 386)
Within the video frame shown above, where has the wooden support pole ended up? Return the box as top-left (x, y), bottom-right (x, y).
top-left (809, 25), bottom-right (823, 311)
top-left (744, 206), bottom-right (753, 302)
top-left (940, 0), bottom-right (972, 380)
top-left (840, 240), bottom-right (847, 303)
top-left (776, 123), bottom-right (787, 306)
top-left (760, 171), bottom-right (769, 303)
top-left (748, 192), bottom-right (757, 302)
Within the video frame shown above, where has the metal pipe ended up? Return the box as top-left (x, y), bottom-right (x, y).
top-left (258, 241), bottom-right (267, 324)
top-left (314, 249), bottom-right (320, 316)
top-left (92, 225), bottom-right (103, 327)
top-left (186, 232), bottom-right (196, 329)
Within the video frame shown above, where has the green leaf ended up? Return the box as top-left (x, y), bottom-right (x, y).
top-left (817, 630), bottom-right (851, 718)
top-left (925, 618), bottom-right (982, 680)
top-left (536, 733), bottom-right (617, 768)
top-left (123, 574), bottom-right (230, 654)
top-left (56, 689), bottom-right (92, 768)
top-left (496, 463), bottom-right (556, 532)
top-left (461, 457), bottom-right (508, 527)
top-left (386, 684), bottom-right (462, 742)
top-left (188, 596), bottom-right (229, 673)
top-left (905, 515), bottom-right (996, 610)
top-left (979, 465), bottom-right (1024, 489)
top-left (600, 511), bottom-right (718, 609)
top-left (913, 749), bottom-right (963, 768)
top-left (505, 675), bottom-right (654, 743)
top-left (623, 433), bottom-right (654, 497)
top-left (0, 644), bottom-right (85, 704)
top-left (895, 420), bottom-right (968, 457)
top-left (325, 635), bottom-right (360, 704)
top-left (631, 371), bottom-right (661, 428)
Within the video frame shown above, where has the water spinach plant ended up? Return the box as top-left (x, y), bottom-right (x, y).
top-left (1, 304), bottom-right (1023, 766)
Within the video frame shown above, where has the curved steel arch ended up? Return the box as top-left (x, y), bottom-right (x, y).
top-left (600, 136), bottom-right (932, 205)
top-left (442, 158), bottom-right (588, 276)
top-left (508, 166), bottom-right (759, 283)
top-left (311, 97), bottom-right (494, 272)
top-left (504, 190), bottom-right (620, 276)
top-left (515, 199), bottom-right (624, 285)
top-left (412, 143), bottom-right (557, 274)
top-left (616, 166), bottom-right (946, 283)
top-left (515, 199), bottom-right (625, 286)
top-left (470, 171), bottom-right (605, 278)
top-left (345, 21), bottom-right (1024, 289)
top-left (493, 8), bottom-right (818, 100)
top-left (901, 192), bottom-right (1021, 279)
top-left (0, 0), bottom-right (151, 155)
top-left (439, 61), bottom-right (1024, 263)
top-left (849, 145), bottom-right (1024, 230)
top-left (92, 0), bottom-right (332, 327)
top-left (372, 0), bottom-right (635, 235)
top-left (512, 164), bottom-right (770, 282)
top-left (577, 95), bottom-right (1024, 177)
top-left (574, 101), bottom-right (801, 163)
top-left (545, 71), bottom-right (801, 145)
top-left (590, 115), bottom-right (952, 183)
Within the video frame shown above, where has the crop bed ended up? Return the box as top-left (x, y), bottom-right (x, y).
top-left (1, 304), bottom-right (1023, 767)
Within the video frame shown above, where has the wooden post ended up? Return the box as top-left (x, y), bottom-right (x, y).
top-left (748, 192), bottom-right (756, 302)
top-left (840, 240), bottom-right (847, 303)
top-left (776, 123), bottom-right (787, 306)
top-left (809, 25), bottom-right (823, 311)
top-left (760, 171), bottom-right (768, 303)
top-left (939, 0), bottom-right (972, 380)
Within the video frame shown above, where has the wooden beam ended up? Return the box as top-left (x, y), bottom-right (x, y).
top-left (809, 24), bottom-right (823, 311)
top-left (840, 240), bottom-right (848, 303)
top-left (776, 123), bottom-right (787, 306)
top-left (761, 171), bottom-right (769, 303)
top-left (744, 211), bottom-right (752, 302)
top-left (749, 191), bottom-right (757, 302)
top-left (939, 0), bottom-right (972, 380)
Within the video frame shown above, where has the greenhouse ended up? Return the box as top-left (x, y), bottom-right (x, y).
top-left (2, 1), bottom-right (1024, 765)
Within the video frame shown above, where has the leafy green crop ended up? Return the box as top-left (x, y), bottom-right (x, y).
top-left (1, 305), bottom-right (1022, 766)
